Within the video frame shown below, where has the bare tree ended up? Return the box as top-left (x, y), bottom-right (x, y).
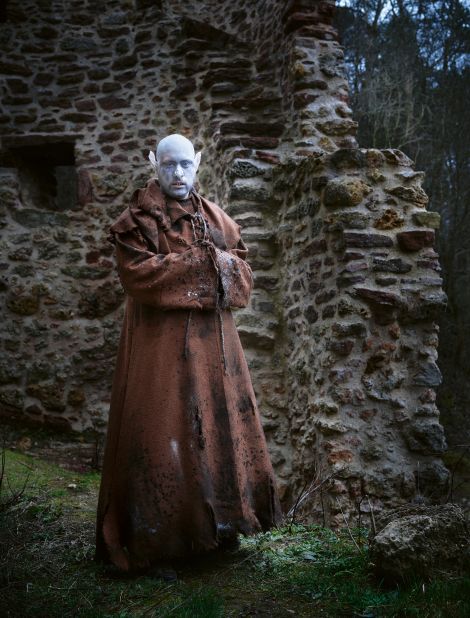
top-left (336, 0), bottom-right (470, 448)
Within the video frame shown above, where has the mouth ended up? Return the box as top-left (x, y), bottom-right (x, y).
top-left (172, 182), bottom-right (185, 187)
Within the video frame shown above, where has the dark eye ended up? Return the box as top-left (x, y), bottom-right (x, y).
top-left (182, 161), bottom-right (193, 168)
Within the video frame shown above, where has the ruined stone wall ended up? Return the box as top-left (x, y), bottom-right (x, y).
top-left (0, 0), bottom-right (279, 431)
top-left (276, 148), bottom-right (448, 524)
top-left (0, 0), bottom-right (449, 518)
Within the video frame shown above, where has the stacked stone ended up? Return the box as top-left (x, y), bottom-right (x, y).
top-left (209, 0), bottom-right (364, 500)
top-left (1, 0), bottom-right (167, 430)
top-left (0, 0), bottom-right (277, 432)
top-left (0, 0), bottom-right (449, 518)
top-left (203, 0), bottom-right (291, 496)
top-left (276, 147), bottom-right (448, 524)
top-left (0, 145), bottom-right (126, 429)
top-left (281, 0), bottom-right (357, 151)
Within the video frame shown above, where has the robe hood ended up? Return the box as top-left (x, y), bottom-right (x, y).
top-left (108, 178), bottom-right (239, 255)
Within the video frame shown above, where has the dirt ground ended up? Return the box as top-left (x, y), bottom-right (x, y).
top-left (1, 420), bottom-right (470, 617)
top-left (1, 421), bottom-right (104, 473)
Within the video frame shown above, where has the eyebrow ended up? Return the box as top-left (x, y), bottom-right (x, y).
top-left (162, 159), bottom-right (193, 164)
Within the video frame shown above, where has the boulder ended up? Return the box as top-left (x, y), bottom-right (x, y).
top-left (369, 504), bottom-right (470, 582)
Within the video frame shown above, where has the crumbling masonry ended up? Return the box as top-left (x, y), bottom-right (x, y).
top-left (0, 0), bottom-right (449, 523)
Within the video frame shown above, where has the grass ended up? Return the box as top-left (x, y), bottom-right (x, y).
top-left (0, 448), bottom-right (469, 617)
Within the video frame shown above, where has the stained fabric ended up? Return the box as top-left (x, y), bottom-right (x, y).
top-left (95, 179), bottom-right (283, 571)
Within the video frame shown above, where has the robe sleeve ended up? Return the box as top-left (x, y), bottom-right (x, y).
top-left (215, 229), bottom-right (253, 309)
top-left (113, 228), bottom-right (220, 310)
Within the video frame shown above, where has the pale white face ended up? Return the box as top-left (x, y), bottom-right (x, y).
top-left (150, 135), bottom-right (201, 200)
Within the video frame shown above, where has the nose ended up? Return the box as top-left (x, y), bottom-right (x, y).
top-left (173, 164), bottom-right (184, 179)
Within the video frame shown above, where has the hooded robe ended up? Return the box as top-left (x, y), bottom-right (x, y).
top-left (95, 179), bottom-right (283, 571)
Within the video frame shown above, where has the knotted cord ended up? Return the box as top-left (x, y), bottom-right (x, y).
top-left (182, 193), bottom-right (228, 373)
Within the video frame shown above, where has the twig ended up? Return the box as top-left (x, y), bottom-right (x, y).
top-left (0, 445), bottom-right (5, 498)
top-left (367, 495), bottom-right (377, 536)
top-left (90, 427), bottom-right (104, 471)
top-left (47, 586), bottom-right (96, 592)
top-left (416, 461), bottom-right (421, 499)
top-left (286, 472), bottom-right (337, 519)
top-left (79, 590), bottom-right (93, 609)
top-left (0, 445), bottom-right (31, 513)
top-left (451, 479), bottom-right (470, 494)
top-left (18, 460), bottom-right (35, 471)
top-left (288, 478), bottom-right (309, 531)
top-left (141, 585), bottom-right (178, 616)
top-left (320, 485), bottom-right (326, 527)
top-left (355, 495), bottom-right (366, 530)
top-left (336, 499), bottom-right (361, 552)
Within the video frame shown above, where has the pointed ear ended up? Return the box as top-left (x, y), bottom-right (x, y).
top-left (194, 151), bottom-right (202, 171)
top-left (148, 150), bottom-right (157, 174)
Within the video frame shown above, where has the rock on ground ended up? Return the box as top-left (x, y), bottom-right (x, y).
top-left (369, 503), bottom-right (470, 582)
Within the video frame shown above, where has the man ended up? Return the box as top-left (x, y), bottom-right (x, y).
top-left (95, 134), bottom-right (283, 573)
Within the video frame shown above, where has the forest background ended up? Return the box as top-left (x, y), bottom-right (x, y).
top-left (336, 0), bottom-right (470, 448)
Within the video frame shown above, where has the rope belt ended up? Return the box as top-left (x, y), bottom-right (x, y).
top-left (183, 202), bottom-right (228, 374)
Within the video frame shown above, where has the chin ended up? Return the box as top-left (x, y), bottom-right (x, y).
top-left (169, 187), bottom-right (189, 198)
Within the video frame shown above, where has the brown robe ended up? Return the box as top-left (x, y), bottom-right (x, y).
top-left (95, 179), bottom-right (283, 571)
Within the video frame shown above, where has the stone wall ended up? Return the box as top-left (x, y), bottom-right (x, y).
top-left (0, 0), bottom-right (449, 519)
top-left (275, 148), bottom-right (448, 523)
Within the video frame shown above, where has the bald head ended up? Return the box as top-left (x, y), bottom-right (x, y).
top-left (156, 134), bottom-right (195, 160)
top-left (149, 133), bottom-right (201, 200)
